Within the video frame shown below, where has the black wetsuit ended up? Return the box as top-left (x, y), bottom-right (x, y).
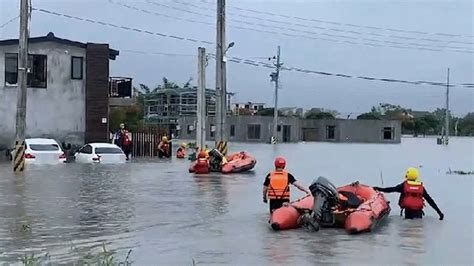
top-left (374, 183), bottom-right (443, 219)
top-left (264, 173), bottom-right (297, 213)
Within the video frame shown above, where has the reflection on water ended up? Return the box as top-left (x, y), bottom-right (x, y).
top-left (0, 137), bottom-right (472, 264)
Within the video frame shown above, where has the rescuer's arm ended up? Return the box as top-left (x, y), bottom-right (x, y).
top-left (373, 183), bottom-right (403, 193)
top-left (423, 189), bottom-right (444, 220)
top-left (293, 181), bottom-right (310, 195)
top-left (288, 174), bottom-right (310, 195)
top-left (263, 174), bottom-right (270, 203)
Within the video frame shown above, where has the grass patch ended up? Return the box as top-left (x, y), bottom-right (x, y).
top-left (21, 243), bottom-right (132, 265)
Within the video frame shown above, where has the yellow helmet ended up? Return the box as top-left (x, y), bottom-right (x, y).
top-left (405, 167), bottom-right (419, 181)
top-left (181, 142), bottom-right (187, 147)
top-left (162, 136), bottom-right (168, 142)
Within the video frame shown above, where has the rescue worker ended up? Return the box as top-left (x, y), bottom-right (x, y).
top-left (197, 150), bottom-right (209, 164)
top-left (263, 156), bottom-right (311, 213)
top-left (113, 123), bottom-right (131, 160)
top-left (122, 128), bottom-right (132, 160)
top-left (194, 150), bottom-right (210, 173)
top-left (374, 167), bottom-right (444, 220)
top-left (176, 143), bottom-right (187, 158)
top-left (157, 136), bottom-right (171, 158)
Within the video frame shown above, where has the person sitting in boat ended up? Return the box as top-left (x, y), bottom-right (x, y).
top-left (197, 150), bottom-right (209, 163)
top-left (263, 156), bottom-right (311, 213)
top-left (176, 143), bottom-right (187, 158)
top-left (157, 136), bottom-right (171, 158)
top-left (374, 167), bottom-right (444, 220)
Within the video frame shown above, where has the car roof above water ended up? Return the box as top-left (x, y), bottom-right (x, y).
top-left (25, 138), bottom-right (60, 145)
top-left (87, 143), bottom-right (121, 148)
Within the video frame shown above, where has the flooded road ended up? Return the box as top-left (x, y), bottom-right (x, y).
top-left (0, 137), bottom-right (472, 265)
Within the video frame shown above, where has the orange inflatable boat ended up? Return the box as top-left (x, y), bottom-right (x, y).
top-left (336, 183), bottom-right (390, 234)
top-left (221, 152), bottom-right (257, 174)
top-left (270, 195), bottom-right (313, 230)
top-left (270, 177), bottom-right (390, 234)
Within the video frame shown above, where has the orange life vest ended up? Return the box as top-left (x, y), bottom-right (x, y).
top-left (176, 147), bottom-right (186, 158)
top-left (267, 170), bottom-right (290, 200)
top-left (399, 181), bottom-right (424, 210)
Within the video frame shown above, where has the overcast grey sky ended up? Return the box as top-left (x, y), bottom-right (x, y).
top-left (1, 0), bottom-right (473, 116)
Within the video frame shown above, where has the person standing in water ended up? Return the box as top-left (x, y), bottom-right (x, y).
top-left (157, 136), bottom-right (171, 158)
top-left (263, 156), bottom-right (310, 213)
top-left (374, 167), bottom-right (444, 220)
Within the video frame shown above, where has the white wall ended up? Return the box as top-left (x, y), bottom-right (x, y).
top-left (0, 41), bottom-right (86, 149)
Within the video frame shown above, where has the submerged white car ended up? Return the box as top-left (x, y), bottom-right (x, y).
top-left (74, 143), bottom-right (126, 163)
top-left (10, 138), bottom-right (67, 164)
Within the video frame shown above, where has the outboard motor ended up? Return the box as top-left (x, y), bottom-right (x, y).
top-left (299, 176), bottom-right (339, 232)
top-left (208, 149), bottom-right (223, 171)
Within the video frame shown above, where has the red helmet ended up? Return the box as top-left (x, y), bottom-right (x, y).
top-left (274, 156), bottom-right (286, 169)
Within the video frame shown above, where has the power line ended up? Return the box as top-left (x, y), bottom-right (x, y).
top-left (172, 0), bottom-right (473, 46)
top-left (32, 7), bottom-right (215, 46)
top-left (32, 7), bottom-right (473, 89)
top-left (196, 0), bottom-right (474, 40)
top-left (135, 0), bottom-right (473, 53)
top-left (121, 49), bottom-right (194, 57)
top-left (207, 53), bottom-right (473, 89)
top-left (0, 15), bottom-right (20, 28)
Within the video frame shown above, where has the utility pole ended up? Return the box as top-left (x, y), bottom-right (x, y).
top-left (197, 47), bottom-right (207, 150)
top-left (270, 46), bottom-right (282, 144)
top-left (13, 0), bottom-right (30, 172)
top-left (214, 0), bottom-right (232, 155)
top-left (215, 0), bottom-right (226, 143)
top-left (444, 68), bottom-right (450, 145)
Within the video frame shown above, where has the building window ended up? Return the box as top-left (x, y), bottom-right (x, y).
top-left (187, 125), bottom-right (194, 134)
top-left (71, 56), bottom-right (83, 79)
top-left (277, 125), bottom-right (282, 132)
top-left (383, 127), bottom-right (394, 140)
top-left (5, 53), bottom-right (18, 86)
top-left (326, 125), bottom-right (336, 140)
top-left (210, 124), bottom-right (215, 138)
top-left (230, 125), bottom-right (235, 137)
top-left (4, 53), bottom-right (47, 88)
top-left (28, 54), bottom-right (47, 88)
top-left (248, 124), bottom-right (261, 140)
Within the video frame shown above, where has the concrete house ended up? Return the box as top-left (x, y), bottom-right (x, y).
top-left (177, 115), bottom-right (401, 144)
top-left (0, 32), bottom-right (119, 149)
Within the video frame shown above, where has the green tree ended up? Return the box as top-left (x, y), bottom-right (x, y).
top-left (357, 112), bottom-right (381, 120)
top-left (256, 108), bottom-right (283, 116)
top-left (459, 113), bottom-right (474, 136)
top-left (305, 112), bottom-right (335, 120)
top-left (413, 115), bottom-right (438, 136)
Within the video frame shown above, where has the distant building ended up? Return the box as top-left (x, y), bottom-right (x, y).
top-left (231, 101), bottom-right (266, 115)
top-left (301, 119), bottom-right (401, 143)
top-left (177, 116), bottom-right (401, 144)
top-left (144, 87), bottom-right (217, 124)
top-left (0, 32), bottom-right (127, 149)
